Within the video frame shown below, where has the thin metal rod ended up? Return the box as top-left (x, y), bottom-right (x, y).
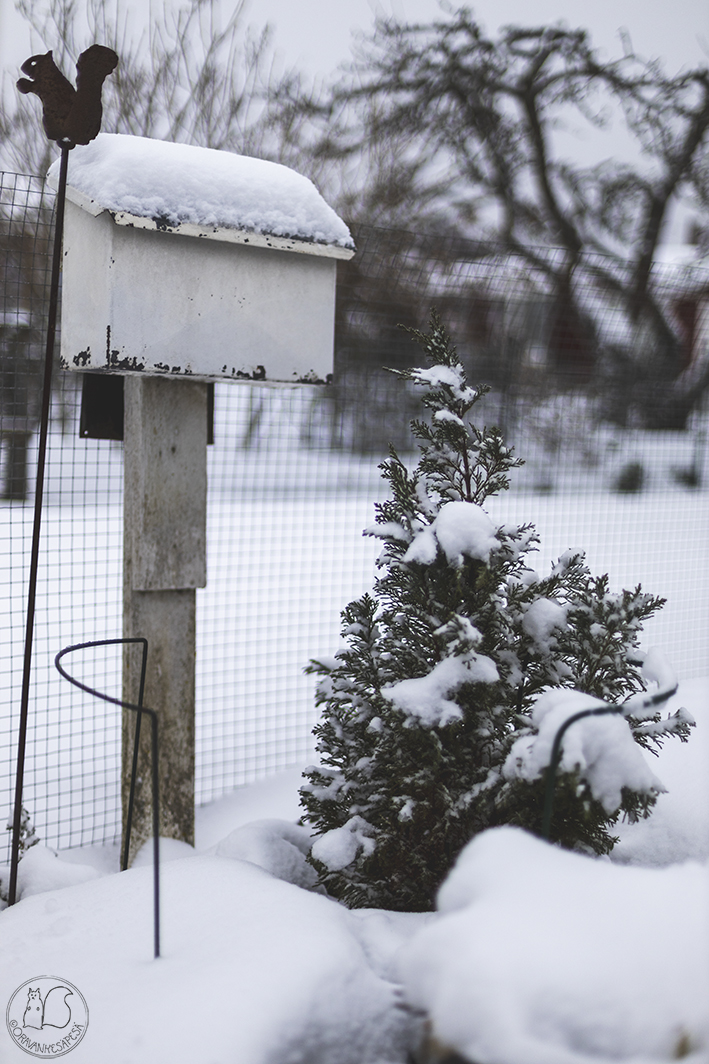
top-left (55, 639), bottom-right (161, 959)
top-left (8, 142), bottom-right (71, 907)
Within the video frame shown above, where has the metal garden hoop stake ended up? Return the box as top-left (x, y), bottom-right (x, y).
top-left (55, 638), bottom-right (161, 960)
top-left (540, 682), bottom-right (679, 840)
top-left (7, 44), bottom-right (118, 908)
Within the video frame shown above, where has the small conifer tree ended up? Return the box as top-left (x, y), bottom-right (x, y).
top-left (301, 313), bottom-right (693, 912)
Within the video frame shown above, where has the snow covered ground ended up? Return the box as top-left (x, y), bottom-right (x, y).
top-left (402, 827), bottom-right (709, 1064)
top-left (0, 679), bottom-right (706, 1064)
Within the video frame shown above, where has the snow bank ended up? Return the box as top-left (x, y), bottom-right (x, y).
top-left (0, 853), bottom-right (415, 1064)
top-left (132, 837), bottom-right (195, 867)
top-left (210, 818), bottom-right (320, 890)
top-left (400, 826), bottom-right (709, 1064)
top-left (13, 845), bottom-right (100, 898)
top-left (49, 134), bottom-right (354, 248)
top-left (2, 676), bottom-right (704, 1064)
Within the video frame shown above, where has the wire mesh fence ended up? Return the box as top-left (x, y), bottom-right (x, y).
top-left (1, 173), bottom-right (708, 860)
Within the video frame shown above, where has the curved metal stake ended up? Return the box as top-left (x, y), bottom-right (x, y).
top-left (55, 638), bottom-right (161, 959)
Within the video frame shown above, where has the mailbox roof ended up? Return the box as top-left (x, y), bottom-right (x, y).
top-left (48, 134), bottom-right (354, 258)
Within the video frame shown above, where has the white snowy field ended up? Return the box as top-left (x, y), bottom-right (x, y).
top-left (0, 678), bottom-right (706, 1064)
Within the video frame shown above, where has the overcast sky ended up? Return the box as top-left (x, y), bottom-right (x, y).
top-left (2, 0), bottom-right (707, 79)
top-left (258, 0), bottom-right (709, 76)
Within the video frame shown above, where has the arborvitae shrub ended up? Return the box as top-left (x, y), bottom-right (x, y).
top-left (300, 313), bottom-right (693, 912)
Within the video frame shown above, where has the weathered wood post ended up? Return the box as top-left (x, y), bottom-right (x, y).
top-left (122, 376), bottom-right (207, 854)
top-left (56, 133), bottom-right (354, 863)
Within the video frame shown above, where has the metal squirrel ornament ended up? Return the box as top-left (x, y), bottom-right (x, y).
top-left (17, 44), bottom-right (118, 145)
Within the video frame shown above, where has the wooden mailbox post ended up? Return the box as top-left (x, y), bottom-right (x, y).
top-left (56, 134), bottom-right (354, 862)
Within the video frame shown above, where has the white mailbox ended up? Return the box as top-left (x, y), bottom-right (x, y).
top-left (51, 134), bottom-right (354, 382)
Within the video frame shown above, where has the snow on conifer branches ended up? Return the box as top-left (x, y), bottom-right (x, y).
top-left (300, 312), bottom-right (694, 912)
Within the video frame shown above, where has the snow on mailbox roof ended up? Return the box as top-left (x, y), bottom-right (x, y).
top-left (48, 133), bottom-right (354, 258)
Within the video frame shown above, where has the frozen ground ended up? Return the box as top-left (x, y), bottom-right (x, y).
top-left (0, 679), bottom-right (706, 1064)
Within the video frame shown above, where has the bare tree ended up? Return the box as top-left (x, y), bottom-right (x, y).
top-left (273, 9), bottom-right (709, 427)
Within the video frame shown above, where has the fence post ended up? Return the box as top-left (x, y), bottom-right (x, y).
top-left (121, 375), bottom-right (207, 864)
